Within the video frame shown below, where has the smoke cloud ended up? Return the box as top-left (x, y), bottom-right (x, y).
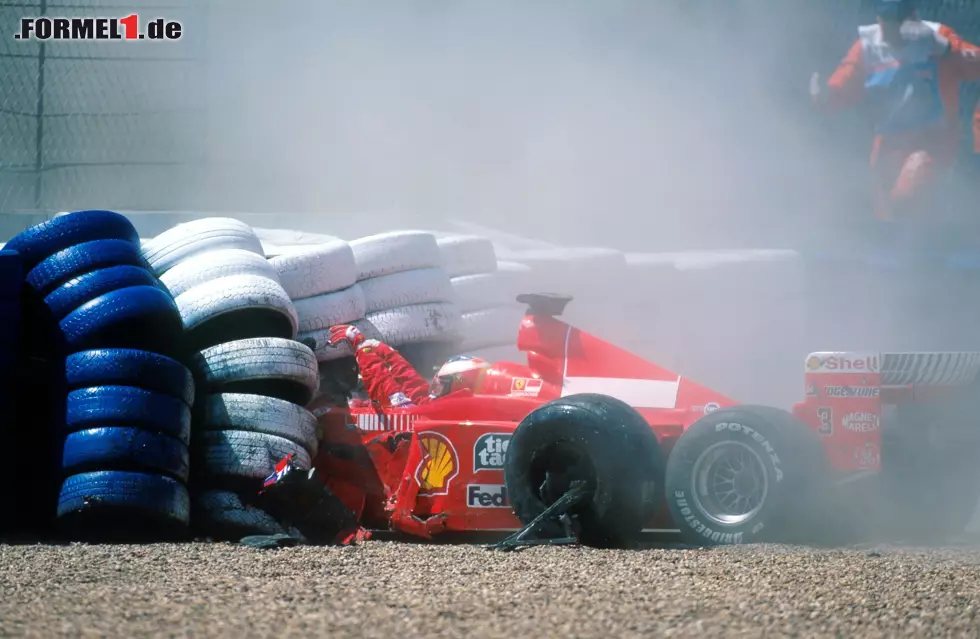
top-left (194, 0), bottom-right (874, 249)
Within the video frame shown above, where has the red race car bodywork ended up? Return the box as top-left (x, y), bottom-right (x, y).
top-left (309, 295), bottom-right (980, 544)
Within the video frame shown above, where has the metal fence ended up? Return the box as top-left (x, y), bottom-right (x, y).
top-left (0, 0), bottom-right (979, 231)
top-left (0, 0), bottom-right (206, 215)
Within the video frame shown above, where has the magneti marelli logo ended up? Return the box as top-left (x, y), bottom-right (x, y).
top-left (15, 15), bottom-right (182, 41)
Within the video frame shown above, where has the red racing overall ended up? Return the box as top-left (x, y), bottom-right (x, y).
top-left (822, 22), bottom-right (980, 221)
top-left (352, 339), bottom-right (431, 408)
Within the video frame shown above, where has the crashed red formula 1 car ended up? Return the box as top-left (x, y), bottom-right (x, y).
top-left (309, 294), bottom-right (980, 548)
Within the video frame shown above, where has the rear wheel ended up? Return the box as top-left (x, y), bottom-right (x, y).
top-left (665, 405), bottom-right (827, 546)
top-left (503, 393), bottom-right (663, 548)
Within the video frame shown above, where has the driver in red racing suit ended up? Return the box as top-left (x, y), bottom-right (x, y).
top-left (811, 0), bottom-right (980, 222)
top-left (327, 324), bottom-right (491, 408)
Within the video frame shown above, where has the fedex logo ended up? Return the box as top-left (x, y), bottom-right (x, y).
top-left (805, 352), bottom-right (879, 374)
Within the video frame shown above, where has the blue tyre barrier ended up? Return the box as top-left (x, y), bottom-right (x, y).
top-left (65, 349), bottom-right (195, 406)
top-left (26, 239), bottom-right (146, 296)
top-left (56, 470), bottom-right (190, 539)
top-left (44, 265), bottom-right (162, 320)
top-left (0, 298), bottom-right (21, 349)
top-left (0, 249), bottom-right (23, 298)
top-left (0, 250), bottom-right (24, 360)
top-left (59, 285), bottom-right (182, 356)
top-left (66, 385), bottom-right (191, 444)
top-left (62, 427), bottom-right (190, 482)
top-left (5, 210), bottom-right (139, 271)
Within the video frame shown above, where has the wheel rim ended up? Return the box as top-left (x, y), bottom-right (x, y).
top-left (529, 442), bottom-right (596, 509)
top-left (691, 441), bottom-right (769, 527)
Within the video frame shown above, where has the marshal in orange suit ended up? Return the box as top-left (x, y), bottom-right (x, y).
top-left (812, 0), bottom-right (980, 222)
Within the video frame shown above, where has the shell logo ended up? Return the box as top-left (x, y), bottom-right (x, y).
top-left (416, 432), bottom-right (459, 496)
top-left (806, 356), bottom-right (822, 371)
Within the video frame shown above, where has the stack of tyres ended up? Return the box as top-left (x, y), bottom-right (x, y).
top-left (269, 238), bottom-right (371, 414)
top-left (439, 235), bottom-right (528, 364)
top-left (281, 239), bottom-right (368, 363)
top-left (4, 210), bottom-right (191, 539)
top-left (345, 231), bottom-right (463, 375)
top-left (144, 218), bottom-right (296, 353)
top-left (0, 250), bottom-right (23, 373)
top-left (0, 250), bottom-right (23, 534)
top-left (61, 350), bottom-right (194, 540)
top-left (188, 339), bottom-right (319, 539)
top-left (142, 218), bottom-right (320, 540)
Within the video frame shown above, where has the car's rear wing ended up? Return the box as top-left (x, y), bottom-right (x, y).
top-left (794, 351), bottom-right (980, 472)
top-left (803, 351), bottom-right (980, 403)
top-left (805, 351), bottom-right (980, 386)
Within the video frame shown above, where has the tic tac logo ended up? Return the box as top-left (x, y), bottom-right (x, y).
top-left (805, 353), bottom-right (879, 374)
top-left (473, 433), bottom-right (510, 472)
top-left (467, 484), bottom-right (509, 508)
top-left (416, 432), bottom-right (459, 496)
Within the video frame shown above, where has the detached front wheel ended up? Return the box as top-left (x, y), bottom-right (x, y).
top-left (503, 393), bottom-right (664, 548)
top-left (666, 405), bottom-right (826, 546)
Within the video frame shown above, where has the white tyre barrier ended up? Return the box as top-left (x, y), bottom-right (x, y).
top-left (269, 240), bottom-right (357, 300)
top-left (350, 231), bottom-right (441, 281)
top-left (436, 235), bottom-right (498, 278)
top-left (293, 284), bottom-right (367, 334)
top-left (456, 305), bottom-right (525, 352)
top-left (365, 302), bottom-right (462, 347)
top-left (141, 217), bottom-right (264, 276)
top-left (361, 267), bottom-right (454, 315)
top-left (159, 248), bottom-right (280, 299)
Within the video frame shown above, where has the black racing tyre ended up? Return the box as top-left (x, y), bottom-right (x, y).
top-left (59, 285), bottom-right (183, 356)
top-left (56, 470), bottom-right (189, 541)
top-left (26, 239), bottom-right (146, 297)
top-left (191, 490), bottom-right (286, 541)
top-left (665, 405), bottom-right (826, 546)
top-left (503, 393), bottom-right (663, 548)
top-left (44, 265), bottom-right (163, 320)
top-left (66, 385), bottom-right (192, 445)
top-left (6, 210), bottom-right (139, 271)
top-left (61, 427), bottom-right (190, 483)
top-left (65, 349), bottom-right (195, 407)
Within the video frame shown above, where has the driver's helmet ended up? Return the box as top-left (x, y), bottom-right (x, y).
top-left (430, 355), bottom-right (491, 399)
